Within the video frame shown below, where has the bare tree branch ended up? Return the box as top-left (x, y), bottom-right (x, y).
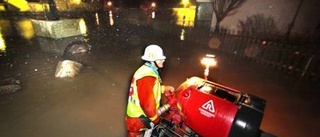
top-left (211, 0), bottom-right (246, 30)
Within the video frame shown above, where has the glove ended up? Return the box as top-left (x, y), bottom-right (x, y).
top-left (139, 115), bottom-right (157, 129)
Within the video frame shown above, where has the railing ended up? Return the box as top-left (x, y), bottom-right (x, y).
top-left (215, 31), bottom-right (320, 83)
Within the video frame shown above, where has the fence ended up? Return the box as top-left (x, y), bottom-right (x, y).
top-left (213, 30), bottom-right (320, 83)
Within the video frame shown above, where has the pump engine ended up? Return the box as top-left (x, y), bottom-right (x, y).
top-left (154, 76), bottom-right (266, 137)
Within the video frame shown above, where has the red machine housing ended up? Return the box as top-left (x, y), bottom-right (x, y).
top-left (162, 77), bottom-right (266, 137)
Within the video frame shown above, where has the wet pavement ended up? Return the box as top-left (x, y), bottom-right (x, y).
top-left (0, 10), bottom-right (319, 137)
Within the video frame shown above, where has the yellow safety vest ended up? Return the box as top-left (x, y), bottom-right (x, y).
top-left (126, 64), bottom-right (164, 121)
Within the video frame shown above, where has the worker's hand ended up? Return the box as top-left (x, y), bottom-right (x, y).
top-left (164, 86), bottom-right (175, 93)
top-left (167, 97), bottom-right (177, 107)
top-left (164, 86), bottom-right (175, 97)
top-left (139, 115), bottom-right (158, 129)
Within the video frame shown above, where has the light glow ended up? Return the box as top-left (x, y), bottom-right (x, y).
top-left (236, 120), bottom-right (247, 129)
top-left (6, 0), bottom-right (30, 11)
top-left (172, 6), bottom-right (196, 27)
top-left (95, 13), bottom-right (100, 25)
top-left (15, 19), bottom-right (35, 39)
top-left (181, 0), bottom-right (190, 7)
top-left (180, 28), bottom-right (185, 40)
top-left (151, 2), bottom-right (156, 8)
top-left (0, 30), bottom-right (6, 53)
top-left (107, 1), bottom-right (112, 7)
top-left (28, 3), bottom-right (47, 12)
top-left (151, 11), bottom-right (155, 19)
top-left (70, 0), bottom-right (81, 5)
top-left (201, 54), bottom-right (217, 80)
top-left (201, 54), bottom-right (217, 67)
top-left (109, 11), bottom-right (114, 26)
top-left (79, 18), bottom-right (87, 34)
top-left (0, 5), bottom-right (6, 11)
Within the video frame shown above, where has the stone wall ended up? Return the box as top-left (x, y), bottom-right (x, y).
top-left (31, 19), bottom-right (84, 39)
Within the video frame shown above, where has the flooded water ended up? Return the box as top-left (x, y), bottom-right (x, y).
top-left (0, 10), bottom-right (319, 137)
top-left (0, 9), bottom-right (210, 137)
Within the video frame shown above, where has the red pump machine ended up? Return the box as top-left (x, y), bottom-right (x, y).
top-left (155, 76), bottom-right (266, 137)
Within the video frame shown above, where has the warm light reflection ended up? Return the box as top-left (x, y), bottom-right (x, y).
top-left (0, 20), bottom-right (12, 37)
top-left (201, 54), bottom-right (217, 67)
top-left (70, 0), bottom-right (81, 5)
top-left (180, 28), bottom-right (185, 40)
top-left (151, 11), bottom-right (155, 19)
top-left (15, 19), bottom-right (35, 39)
top-left (0, 31), bottom-right (6, 53)
top-left (29, 3), bottom-right (48, 12)
top-left (6, 0), bottom-right (30, 11)
top-left (95, 12), bottom-right (100, 25)
top-left (109, 11), bottom-right (114, 26)
top-left (201, 54), bottom-right (217, 80)
top-left (0, 5), bottom-right (5, 11)
top-left (79, 18), bottom-right (87, 34)
top-left (172, 6), bottom-right (196, 27)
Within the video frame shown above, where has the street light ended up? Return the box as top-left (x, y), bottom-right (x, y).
top-left (106, 1), bottom-right (113, 11)
top-left (107, 1), bottom-right (112, 7)
top-left (150, 2), bottom-right (156, 18)
top-left (151, 2), bottom-right (156, 8)
top-left (201, 54), bottom-right (217, 80)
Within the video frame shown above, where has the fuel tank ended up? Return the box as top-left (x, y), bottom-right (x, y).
top-left (175, 77), bottom-right (266, 137)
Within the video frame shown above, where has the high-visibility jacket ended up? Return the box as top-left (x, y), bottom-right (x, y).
top-left (126, 63), bottom-right (164, 121)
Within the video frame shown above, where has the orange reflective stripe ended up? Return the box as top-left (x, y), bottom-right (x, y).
top-left (149, 114), bottom-right (158, 121)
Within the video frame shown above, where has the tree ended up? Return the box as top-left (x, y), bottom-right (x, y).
top-left (210, 0), bottom-right (246, 31)
top-left (238, 14), bottom-right (279, 40)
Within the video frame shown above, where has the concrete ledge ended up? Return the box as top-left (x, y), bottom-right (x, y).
top-left (31, 19), bottom-right (84, 39)
top-left (36, 35), bottom-right (84, 54)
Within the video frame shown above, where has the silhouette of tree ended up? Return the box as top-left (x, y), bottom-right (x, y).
top-left (238, 13), bottom-right (279, 40)
top-left (210, 0), bottom-right (246, 31)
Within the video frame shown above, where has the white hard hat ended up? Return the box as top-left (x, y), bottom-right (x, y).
top-left (141, 45), bottom-right (166, 61)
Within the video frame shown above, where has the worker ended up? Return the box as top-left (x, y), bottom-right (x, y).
top-left (125, 44), bottom-right (176, 137)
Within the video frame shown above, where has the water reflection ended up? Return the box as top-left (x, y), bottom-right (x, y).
top-left (172, 7), bottom-right (196, 41)
top-left (180, 28), bottom-right (185, 41)
top-left (79, 18), bottom-right (88, 35)
top-left (151, 11), bottom-right (155, 19)
top-left (95, 12), bottom-right (100, 26)
top-left (0, 8), bottom-right (199, 50)
top-left (0, 32), bottom-right (5, 53)
top-left (109, 11), bottom-right (114, 26)
top-left (15, 19), bottom-right (35, 39)
top-left (0, 19), bottom-right (15, 37)
top-left (35, 18), bottom-right (88, 54)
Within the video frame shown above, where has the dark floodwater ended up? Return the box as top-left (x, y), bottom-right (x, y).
top-left (0, 10), bottom-right (319, 137)
top-left (0, 10), bottom-right (211, 137)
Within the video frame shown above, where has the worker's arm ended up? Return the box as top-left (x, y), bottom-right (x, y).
top-left (136, 76), bottom-right (159, 123)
